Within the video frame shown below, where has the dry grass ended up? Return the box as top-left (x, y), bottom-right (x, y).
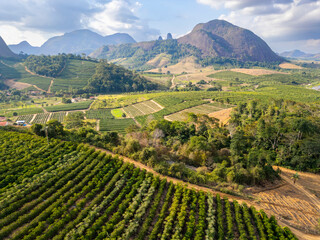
top-left (249, 166), bottom-right (320, 238)
top-left (148, 56), bottom-right (212, 75)
top-left (230, 68), bottom-right (287, 76)
top-left (208, 108), bottom-right (233, 124)
top-left (279, 62), bottom-right (304, 69)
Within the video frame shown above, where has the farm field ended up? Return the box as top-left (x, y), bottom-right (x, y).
top-left (31, 113), bottom-right (51, 124)
top-left (123, 100), bottom-right (163, 117)
top-left (86, 109), bottom-right (114, 119)
top-left (16, 114), bottom-right (34, 124)
top-left (165, 103), bottom-right (223, 121)
top-left (111, 109), bottom-right (125, 118)
top-left (100, 118), bottom-right (136, 134)
top-left (44, 100), bottom-right (93, 112)
top-left (0, 130), bottom-right (297, 240)
top-left (49, 112), bottom-right (67, 122)
top-left (0, 107), bottom-right (44, 117)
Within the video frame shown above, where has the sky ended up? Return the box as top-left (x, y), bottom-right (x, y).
top-left (0, 0), bottom-right (319, 53)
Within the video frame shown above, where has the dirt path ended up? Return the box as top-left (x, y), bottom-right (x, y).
top-left (96, 119), bottom-right (100, 131)
top-left (48, 79), bottom-right (54, 93)
top-left (170, 75), bottom-right (176, 89)
top-left (151, 99), bottom-right (164, 109)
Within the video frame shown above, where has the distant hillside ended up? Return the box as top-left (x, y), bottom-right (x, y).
top-left (0, 36), bottom-right (18, 58)
top-left (8, 30), bottom-right (136, 55)
top-left (9, 41), bottom-right (40, 55)
top-left (91, 19), bottom-right (282, 70)
top-left (178, 20), bottom-right (282, 62)
top-left (90, 39), bottom-right (201, 70)
top-left (280, 49), bottom-right (320, 60)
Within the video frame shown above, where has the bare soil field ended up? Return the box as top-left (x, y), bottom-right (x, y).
top-left (279, 62), bottom-right (304, 69)
top-left (4, 79), bottom-right (32, 90)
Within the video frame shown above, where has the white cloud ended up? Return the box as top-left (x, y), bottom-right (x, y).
top-left (0, 0), bottom-right (159, 45)
top-left (86, 0), bottom-right (159, 41)
top-left (197, 0), bottom-right (320, 52)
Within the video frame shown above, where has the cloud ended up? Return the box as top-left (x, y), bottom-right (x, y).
top-left (86, 0), bottom-right (160, 41)
top-left (0, 0), bottom-right (159, 45)
top-left (197, 0), bottom-right (320, 52)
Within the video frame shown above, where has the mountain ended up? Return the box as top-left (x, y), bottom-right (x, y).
top-left (91, 19), bottom-right (282, 70)
top-left (9, 41), bottom-right (40, 55)
top-left (39, 30), bottom-right (136, 55)
top-left (178, 19), bottom-right (282, 62)
top-left (280, 50), bottom-right (320, 60)
top-left (0, 36), bottom-right (18, 58)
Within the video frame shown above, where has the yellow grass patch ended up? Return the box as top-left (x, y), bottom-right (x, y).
top-left (230, 68), bottom-right (287, 76)
top-left (279, 62), bottom-right (304, 69)
top-left (208, 108), bottom-right (233, 124)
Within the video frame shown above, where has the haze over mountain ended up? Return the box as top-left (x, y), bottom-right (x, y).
top-left (9, 41), bottom-right (40, 55)
top-left (8, 30), bottom-right (136, 55)
top-left (90, 19), bottom-right (282, 69)
top-left (0, 36), bottom-right (18, 58)
top-left (178, 20), bottom-right (282, 62)
top-left (280, 50), bottom-right (320, 61)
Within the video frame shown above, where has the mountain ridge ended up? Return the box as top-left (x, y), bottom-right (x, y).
top-left (0, 36), bottom-right (18, 58)
top-left (90, 19), bottom-right (283, 70)
top-left (8, 29), bottom-right (136, 55)
top-left (280, 49), bottom-right (320, 60)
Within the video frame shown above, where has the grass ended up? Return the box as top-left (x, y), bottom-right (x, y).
top-left (44, 101), bottom-right (93, 112)
top-left (111, 109), bottom-right (125, 118)
top-left (100, 118), bottom-right (136, 134)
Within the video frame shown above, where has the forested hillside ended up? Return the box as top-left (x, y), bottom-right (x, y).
top-left (85, 61), bottom-right (157, 93)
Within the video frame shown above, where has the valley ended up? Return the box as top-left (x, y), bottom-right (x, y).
top-left (1, 15), bottom-right (320, 240)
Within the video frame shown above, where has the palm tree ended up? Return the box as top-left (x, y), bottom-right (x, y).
top-left (291, 172), bottom-right (299, 184)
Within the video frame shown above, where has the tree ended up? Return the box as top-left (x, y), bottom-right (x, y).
top-left (291, 172), bottom-right (299, 184)
top-left (46, 120), bottom-right (64, 138)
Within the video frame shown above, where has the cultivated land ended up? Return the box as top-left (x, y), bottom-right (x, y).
top-left (0, 131), bottom-right (297, 240)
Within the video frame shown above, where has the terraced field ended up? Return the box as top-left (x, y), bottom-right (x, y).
top-left (123, 100), bottom-right (163, 117)
top-left (0, 130), bottom-right (297, 240)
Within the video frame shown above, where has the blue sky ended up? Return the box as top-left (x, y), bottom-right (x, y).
top-left (0, 0), bottom-right (319, 53)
